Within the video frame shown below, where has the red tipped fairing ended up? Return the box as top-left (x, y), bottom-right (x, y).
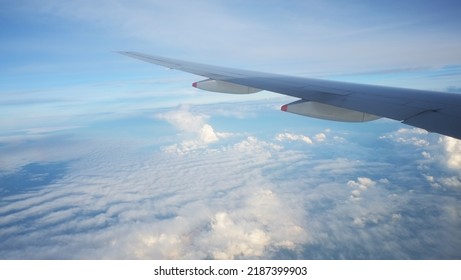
top-left (119, 51), bottom-right (461, 140)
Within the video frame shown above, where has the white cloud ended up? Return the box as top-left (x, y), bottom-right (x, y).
top-left (380, 127), bottom-right (430, 147)
top-left (421, 151), bottom-right (432, 159)
top-left (156, 105), bottom-right (232, 154)
top-left (315, 133), bottom-right (327, 142)
top-left (378, 127), bottom-right (461, 190)
top-left (391, 213), bottom-right (402, 221)
top-left (347, 177), bottom-right (377, 200)
top-left (234, 136), bottom-right (282, 154)
top-left (275, 132), bottom-right (313, 145)
top-left (439, 177), bottom-right (461, 188)
top-left (200, 187), bottom-right (308, 259)
top-left (397, 128), bottom-right (429, 135)
top-left (348, 177), bottom-right (377, 189)
top-left (439, 136), bottom-right (461, 170)
top-left (417, 136), bottom-right (461, 189)
top-left (198, 124), bottom-right (218, 143)
top-left (156, 105), bottom-right (207, 133)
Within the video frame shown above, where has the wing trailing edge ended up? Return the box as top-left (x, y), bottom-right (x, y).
top-left (119, 51), bottom-right (461, 140)
top-left (281, 99), bottom-right (381, 122)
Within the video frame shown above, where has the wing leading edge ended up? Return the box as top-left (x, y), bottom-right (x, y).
top-left (119, 51), bottom-right (461, 140)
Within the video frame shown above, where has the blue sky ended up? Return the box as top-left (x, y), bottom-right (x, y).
top-left (2, 0), bottom-right (461, 134)
top-left (1, 0), bottom-right (461, 259)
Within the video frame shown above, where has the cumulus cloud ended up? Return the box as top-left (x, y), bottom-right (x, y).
top-left (439, 136), bottom-right (461, 170)
top-left (379, 127), bottom-right (429, 147)
top-left (315, 133), bottom-right (327, 142)
top-left (439, 176), bottom-right (461, 188)
top-left (199, 187), bottom-right (308, 259)
top-left (347, 177), bottom-right (377, 200)
top-left (275, 132), bottom-right (313, 145)
top-left (379, 128), bottom-right (461, 189)
top-left (419, 136), bottom-right (461, 189)
top-left (207, 212), bottom-right (270, 259)
top-left (156, 105), bottom-right (231, 154)
top-left (156, 105), bottom-right (206, 133)
top-left (275, 131), bottom-right (329, 145)
top-left (235, 136), bottom-right (282, 155)
top-left (421, 151), bottom-right (432, 159)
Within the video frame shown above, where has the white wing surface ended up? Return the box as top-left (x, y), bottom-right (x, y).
top-left (119, 51), bottom-right (461, 140)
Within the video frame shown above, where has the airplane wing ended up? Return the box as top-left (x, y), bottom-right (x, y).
top-left (119, 51), bottom-right (461, 140)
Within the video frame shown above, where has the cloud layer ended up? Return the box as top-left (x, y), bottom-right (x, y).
top-left (1, 104), bottom-right (460, 259)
